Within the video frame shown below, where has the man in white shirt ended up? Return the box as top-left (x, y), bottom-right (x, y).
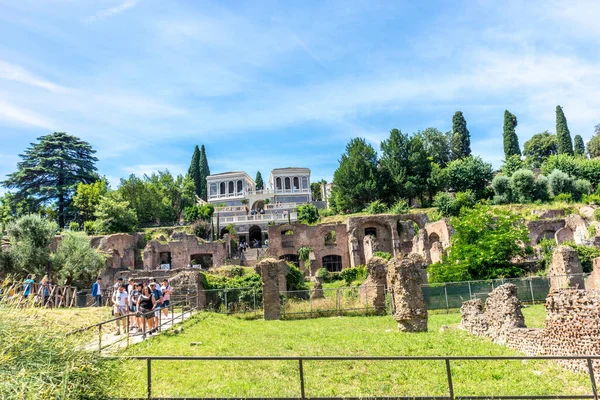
top-left (112, 284), bottom-right (129, 335)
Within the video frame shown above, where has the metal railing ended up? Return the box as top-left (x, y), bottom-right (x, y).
top-left (70, 294), bottom-right (200, 352)
top-left (110, 355), bottom-right (600, 399)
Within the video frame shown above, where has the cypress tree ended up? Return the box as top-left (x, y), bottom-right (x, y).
top-left (574, 135), bottom-right (585, 156)
top-left (188, 145), bottom-right (202, 198)
top-left (199, 145), bottom-right (210, 201)
top-left (255, 171), bottom-right (264, 190)
top-left (451, 111), bottom-right (471, 160)
top-left (503, 110), bottom-right (520, 158)
top-left (556, 105), bottom-right (574, 155)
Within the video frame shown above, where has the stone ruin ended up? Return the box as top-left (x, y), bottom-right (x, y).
top-left (359, 256), bottom-right (388, 312)
top-left (255, 258), bottom-right (289, 320)
top-left (460, 273), bottom-right (600, 375)
top-left (387, 254), bottom-right (428, 332)
top-left (547, 245), bottom-right (585, 292)
top-left (311, 275), bottom-right (324, 299)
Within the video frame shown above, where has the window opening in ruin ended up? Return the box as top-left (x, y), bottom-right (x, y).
top-left (282, 230), bottom-right (294, 236)
top-left (537, 230), bottom-right (556, 243)
top-left (190, 253), bottom-right (213, 269)
top-left (322, 255), bottom-right (343, 272)
top-left (365, 227), bottom-right (377, 237)
top-left (159, 252), bottom-right (172, 269)
top-left (220, 227), bottom-right (230, 239)
top-left (324, 230), bottom-right (337, 245)
top-left (280, 254), bottom-right (299, 268)
top-left (249, 225), bottom-right (262, 248)
top-left (429, 232), bottom-right (440, 243)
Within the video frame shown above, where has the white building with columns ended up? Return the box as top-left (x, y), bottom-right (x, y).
top-left (206, 167), bottom-right (311, 247)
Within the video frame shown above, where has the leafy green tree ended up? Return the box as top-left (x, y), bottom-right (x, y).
top-left (405, 135), bottom-right (431, 204)
top-left (427, 162), bottom-right (447, 202)
top-left (93, 193), bottom-right (138, 234)
top-left (588, 125), bottom-right (600, 158)
top-left (52, 232), bottom-right (106, 287)
top-left (297, 204), bottom-right (320, 224)
top-left (451, 111), bottom-right (471, 160)
top-left (556, 105), bottom-right (574, 155)
top-left (574, 135), bottom-right (585, 156)
top-left (503, 110), bottom-right (520, 158)
top-left (492, 175), bottom-right (512, 204)
top-left (523, 131), bottom-right (558, 168)
top-left (188, 145), bottom-right (202, 198)
top-left (433, 190), bottom-right (476, 217)
top-left (3, 132), bottom-right (98, 228)
top-left (428, 205), bottom-right (531, 282)
top-left (6, 214), bottom-right (58, 277)
top-left (310, 181), bottom-right (323, 201)
top-left (533, 175), bottom-right (550, 202)
top-left (500, 154), bottom-right (527, 177)
top-left (510, 169), bottom-right (535, 203)
top-left (417, 127), bottom-right (452, 167)
top-left (444, 156), bottom-right (493, 198)
top-left (72, 179), bottom-right (108, 222)
top-left (0, 196), bottom-right (11, 232)
top-left (199, 145), bottom-right (210, 201)
top-left (331, 138), bottom-right (379, 212)
top-left (255, 171), bottom-right (264, 190)
top-left (548, 169), bottom-right (574, 196)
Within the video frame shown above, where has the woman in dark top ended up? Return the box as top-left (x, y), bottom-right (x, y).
top-left (137, 286), bottom-right (156, 335)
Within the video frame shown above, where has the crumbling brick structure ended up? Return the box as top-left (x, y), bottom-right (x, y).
top-left (547, 246), bottom-right (585, 292)
top-left (387, 254), bottom-right (428, 332)
top-left (256, 258), bottom-right (289, 320)
top-left (360, 256), bottom-right (387, 312)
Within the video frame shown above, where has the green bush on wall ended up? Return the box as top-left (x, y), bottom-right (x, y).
top-left (373, 251), bottom-right (392, 261)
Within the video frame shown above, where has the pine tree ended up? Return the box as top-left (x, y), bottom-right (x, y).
top-left (199, 145), bottom-right (210, 201)
top-left (503, 110), bottom-right (520, 158)
top-left (188, 145), bottom-right (202, 198)
top-left (451, 111), bottom-right (471, 160)
top-left (3, 132), bottom-right (98, 228)
top-left (574, 135), bottom-right (585, 156)
top-left (255, 171), bottom-right (264, 190)
top-left (556, 105), bottom-right (574, 155)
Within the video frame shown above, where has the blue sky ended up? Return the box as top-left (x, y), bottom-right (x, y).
top-left (0, 0), bottom-right (599, 194)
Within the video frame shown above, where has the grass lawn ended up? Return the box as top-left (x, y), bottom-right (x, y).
top-left (113, 305), bottom-right (590, 399)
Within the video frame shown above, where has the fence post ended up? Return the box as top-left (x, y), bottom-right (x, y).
top-left (336, 289), bottom-right (341, 315)
top-left (98, 324), bottom-right (102, 352)
top-left (529, 278), bottom-right (535, 304)
top-left (467, 282), bottom-right (472, 299)
top-left (309, 293), bottom-right (313, 318)
top-left (126, 314), bottom-right (130, 347)
top-left (224, 289), bottom-right (228, 314)
top-left (298, 359), bottom-right (306, 400)
top-left (445, 359), bottom-right (454, 400)
top-left (147, 358), bottom-right (152, 400)
top-left (587, 358), bottom-right (598, 400)
top-left (444, 284), bottom-right (449, 313)
top-left (253, 288), bottom-right (257, 318)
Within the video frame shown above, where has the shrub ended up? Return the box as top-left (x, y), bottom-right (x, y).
top-left (365, 200), bottom-right (387, 215)
top-left (433, 192), bottom-right (454, 217)
top-left (588, 224), bottom-right (597, 238)
top-left (340, 265), bottom-right (367, 285)
top-left (573, 179), bottom-right (592, 201)
top-left (297, 204), bottom-right (320, 224)
top-left (554, 193), bottom-right (573, 203)
top-left (583, 194), bottom-right (600, 206)
top-left (373, 251), bottom-right (392, 261)
top-left (533, 175), bottom-right (550, 202)
top-left (6, 214), bottom-right (58, 277)
top-left (319, 208), bottom-right (335, 217)
top-left (434, 190), bottom-right (477, 217)
top-left (548, 169), bottom-right (574, 196)
top-left (286, 264), bottom-right (308, 291)
top-left (68, 221), bottom-right (80, 232)
top-left (389, 199), bottom-right (409, 214)
top-left (83, 220), bottom-right (97, 234)
top-left (493, 194), bottom-right (511, 205)
top-left (52, 231), bottom-right (106, 288)
top-left (538, 238), bottom-right (556, 270)
top-left (564, 241), bottom-right (600, 273)
top-left (595, 209), bottom-right (600, 222)
top-left (191, 220), bottom-right (211, 239)
top-left (316, 267), bottom-right (331, 282)
top-left (510, 169), bottom-right (536, 203)
top-left (93, 193), bottom-right (138, 234)
top-left (492, 175), bottom-right (511, 199)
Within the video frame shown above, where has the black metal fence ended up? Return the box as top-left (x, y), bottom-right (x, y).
top-left (110, 355), bottom-right (600, 400)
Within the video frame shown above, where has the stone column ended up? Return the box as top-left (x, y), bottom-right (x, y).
top-left (257, 258), bottom-right (288, 320)
top-left (387, 254), bottom-right (428, 332)
top-left (548, 246), bottom-right (584, 292)
top-left (364, 256), bottom-right (387, 312)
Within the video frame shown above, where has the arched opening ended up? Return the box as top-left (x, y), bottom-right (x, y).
top-left (280, 254), bottom-right (299, 268)
top-left (219, 182), bottom-right (226, 195)
top-left (365, 227), bottom-right (377, 237)
top-left (293, 177), bottom-right (299, 190)
top-left (324, 230), bottom-right (337, 245)
top-left (210, 183), bottom-right (217, 197)
top-left (281, 229), bottom-right (294, 236)
top-left (159, 252), bottom-right (171, 269)
top-left (252, 200), bottom-right (265, 213)
top-left (228, 181), bottom-right (234, 194)
top-left (301, 176), bottom-right (308, 189)
top-left (285, 177), bottom-right (291, 190)
top-left (322, 255), bottom-right (343, 272)
top-left (429, 232), bottom-right (440, 243)
top-left (190, 254), bottom-right (213, 269)
top-left (537, 230), bottom-right (556, 243)
top-left (276, 177), bottom-right (282, 190)
top-left (249, 225), bottom-right (262, 248)
top-left (237, 180), bottom-right (243, 193)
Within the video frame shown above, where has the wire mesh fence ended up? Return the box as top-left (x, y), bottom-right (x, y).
top-left (203, 287), bottom-right (263, 316)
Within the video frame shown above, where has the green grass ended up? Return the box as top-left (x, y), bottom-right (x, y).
top-left (113, 305), bottom-right (590, 398)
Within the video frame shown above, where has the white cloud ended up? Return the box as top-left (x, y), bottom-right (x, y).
top-left (86, 0), bottom-right (140, 22)
top-left (0, 60), bottom-right (70, 93)
top-left (0, 101), bottom-right (55, 129)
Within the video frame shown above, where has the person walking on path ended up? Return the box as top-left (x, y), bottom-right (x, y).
top-left (22, 274), bottom-right (35, 298)
top-left (149, 282), bottom-right (163, 333)
top-left (91, 277), bottom-right (102, 307)
top-left (160, 279), bottom-right (173, 318)
top-left (137, 286), bottom-right (155, 335)
top-left (112, 284), bottom-right (128, 335)
top-left (38, 275), bottom-right (50, 306)
top-left (129, 283), bottom-right (141, 332)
